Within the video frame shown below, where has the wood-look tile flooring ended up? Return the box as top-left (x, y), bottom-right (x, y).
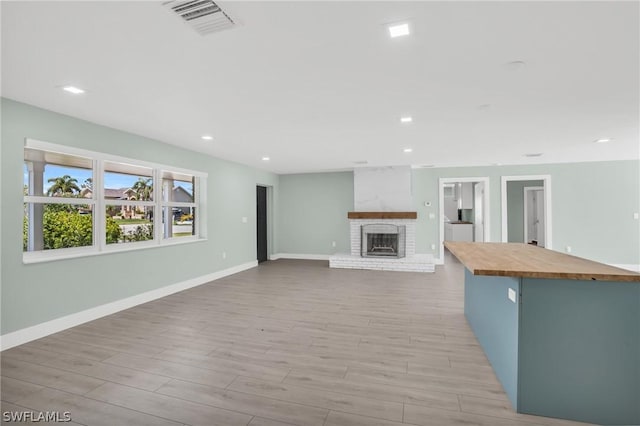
top-left (1, 256), bottom-right (592, 426)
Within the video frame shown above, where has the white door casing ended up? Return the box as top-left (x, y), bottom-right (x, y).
top-left (501, 175), bottom-right (552, 249)
top-left (474, 182), bottom-right (485, 243)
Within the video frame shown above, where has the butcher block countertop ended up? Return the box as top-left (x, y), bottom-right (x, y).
top-left (444, 242), bottom-right (640, 282)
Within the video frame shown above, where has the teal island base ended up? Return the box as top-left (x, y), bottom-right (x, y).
top-left (464, 269), bottom-right (640, 425)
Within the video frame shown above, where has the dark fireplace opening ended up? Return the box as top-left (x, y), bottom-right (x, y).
top-left (361, 224), bottom-right (406, 258)
top-left (367, 233), bottom-right (398, 255)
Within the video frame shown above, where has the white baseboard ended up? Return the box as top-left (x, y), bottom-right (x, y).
top-left (609, 263), bottom-right (640, 273)
top-left (271, 253), bottom-right (331, 261)
top-left (0, 260), bottom-right (258, 351)
top-left (272, 253), bottom-right (440, 263)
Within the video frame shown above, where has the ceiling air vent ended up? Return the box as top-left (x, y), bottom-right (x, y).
top-left (163, 0), bottom-right (235, 36)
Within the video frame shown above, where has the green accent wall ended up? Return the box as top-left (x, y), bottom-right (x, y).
top-left (278, 172), bottom-right (353, 255)
top-left (1, 98), bottom-right (279, 335)
top-left (507, 180), bottom-right (544, 243)
top-left (279, 162), bottom-right (639, 265)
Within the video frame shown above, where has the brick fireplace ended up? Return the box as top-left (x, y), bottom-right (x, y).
top-left (329, 212), bottom-right (434, 273)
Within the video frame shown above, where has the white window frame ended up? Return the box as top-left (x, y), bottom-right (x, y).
top-left (23, 139), bottom-right (208, 264)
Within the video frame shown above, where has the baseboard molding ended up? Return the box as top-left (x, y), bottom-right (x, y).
top-left (0, 260), bottom-right (258, 351)
top-left (272, 253), bottom-right (440, 263)
top-left (271, 253), bottom-right (331, 261)
top-left (609, 263), bottom-right (640, 273)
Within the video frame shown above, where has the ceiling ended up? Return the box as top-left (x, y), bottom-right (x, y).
top-left (2, 1), bottom-right (638, 174)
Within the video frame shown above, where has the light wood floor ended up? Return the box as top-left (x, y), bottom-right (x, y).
top-left (1, 255), bottom-right (591, 426)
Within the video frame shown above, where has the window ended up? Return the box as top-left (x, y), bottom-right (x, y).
top-left (23, 148), bottom-right (95, 252)
top-left (162, 171), bottom-right (197, 239)
top-left (23, 140), bottom-right (207, 263)
top-left (104, 162), bottom-right (155, 245)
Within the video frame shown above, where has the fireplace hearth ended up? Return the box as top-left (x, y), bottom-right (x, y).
top-left (361, 224), bottom-right (406, 258)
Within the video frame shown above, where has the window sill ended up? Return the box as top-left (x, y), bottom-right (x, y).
top-left (22, 237), bottom-right (208, 264)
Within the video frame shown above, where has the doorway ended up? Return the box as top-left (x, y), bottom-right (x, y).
top-left (256, 186), bottom-right (268, 263)
top-left (524, 186), bottom-right (545, 247)
top-left (438, 177), bottom-right (490, 263)
top-left (501, 175), bottom-right (552, 249)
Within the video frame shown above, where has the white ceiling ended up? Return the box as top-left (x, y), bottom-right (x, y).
top-left (2, 1), bottom-right (638, 174)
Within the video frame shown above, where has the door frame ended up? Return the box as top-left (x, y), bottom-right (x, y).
top-left (501, 175), bottom-right (552, 249)
top-left (438, 176), bottom-right (491, 263)
top-left (523, 186), bottom-right (544, 245)
top-left (473, 182), bottom-right (486, 243)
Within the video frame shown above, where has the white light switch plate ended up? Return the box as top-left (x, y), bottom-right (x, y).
top-left (508, 288), bottom-right (517, 303)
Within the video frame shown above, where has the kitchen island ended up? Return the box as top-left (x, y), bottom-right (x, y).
top-left (445, 242), bottom-right (640, 426)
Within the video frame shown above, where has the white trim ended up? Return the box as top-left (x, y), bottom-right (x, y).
top-left (24, 195), bottom-right (95, 205)
top-left (501, 175), bottom-right (553, 249)
top-left (25, 139), bottom-right (208, 178)
top-left (162, 201), bottom-right (196, 209)
top-left (23, 237), bottom-right (207, 264)
top-left (609, 263), bottom-right (640, 273)
top-left (95, 159), bottom-right (106, 252)
top-left (438, 177), bottom-right (491, 263)
top-left (0, 260), bottom-right (257, 351)
top-left (271, 253), bottom-right (331, 260)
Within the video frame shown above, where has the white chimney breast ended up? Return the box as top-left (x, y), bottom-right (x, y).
top-left (353, 166), bottom-right (413, 211)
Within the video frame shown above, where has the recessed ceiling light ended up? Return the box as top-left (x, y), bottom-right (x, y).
top-left (261, 156), bottom-right (270, 161)
top-left (492, 163), bottom-right (502, 166)
top-left (524, 153), bottom-right (543, 157)
top-left (201, 135), bottom-right (213, 140)
top-left (403, 148), bottom-right (413, 153)
top-left (400, 116), bottom-right (413, 123)
top-left (419, 164), bottom-right (434, 168)
top-left (62, 86), bottom-right (85, 94)
top-left (477, 104), bottom-right (491, 111)
top-left (594, 138), bottom-right (612, 143)
top-left (389, 23), bottom-right (410, 38)
top-left (353, 160), bottom-right (369, 165)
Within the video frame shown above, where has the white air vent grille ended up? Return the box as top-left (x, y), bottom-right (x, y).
top-left (163, 0), bottom-right (235, 36)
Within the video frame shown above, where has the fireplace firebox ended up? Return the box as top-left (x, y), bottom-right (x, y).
top-left (361, 224), bottom-right (406, 258)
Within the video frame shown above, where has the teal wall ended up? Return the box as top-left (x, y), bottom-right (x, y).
top-left (1, 98), bottom-right (279, 335)
top-left (279, 162), bottom-right (640, 265)
top-left (518, 278), bottom-right (640, 425)
top-left (464, 270), bottom-right (520, 407)
top-left (278, 172), bottom-right (353, 255)
top-left (507, 180), bottom-right (544, 243)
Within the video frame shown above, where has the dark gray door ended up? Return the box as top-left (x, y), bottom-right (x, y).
top-left (256, 186), bottom-right (268, 263)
